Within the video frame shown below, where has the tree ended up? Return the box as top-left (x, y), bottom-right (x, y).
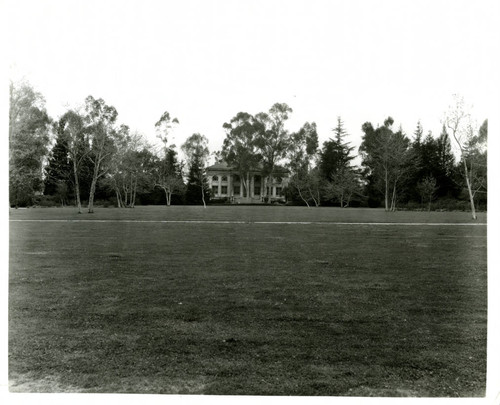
top-left (359, 117), bottom-right (413, 211)
top-left (288, 122), bottom-right (320, 207)
top-left (288, 122), bottom-right (318, 172)
top-left (289, 168), bottom-right (322, 207)
top-left (131, 147), bottom-right (158, 206)
top-left (323, 168), bottom-right (362, 208)
top-left (103, 128), bottom-right (151, 208)
top-left (184, 153), bottom-right (210, 206)
top-left (153, 148), bottom-right (185, 206)
top-left (155, 111), bottom-right (180, 146)
top-left (153, 111), bottom-right (184, 206)
top-left (319, 117), bottom-right (356, 182)
top-left (55, 110), bottom-right (90, 213)
top-left (255, 103), bottom-right (293, 201)
top-left (44, 119), bottom-right (73, 205)
top-left (319, 117), bottom-right (359, 207)
top-left (9, 81), bottom-right (51, 207)
top-left (416, 175), bottom-right (438, 211)
top-left (443, 96), bottom-right (487, 219)
top-left (406, 123), bottom-right (458, 204)
top-left (435, 125), bottom-right (458, 198)
top-left (83, 96), bottom-right (119, 213)
top-left (221, 112), bottom-right (263, 198)
top-left (181, 133), bottom-right (210, 207)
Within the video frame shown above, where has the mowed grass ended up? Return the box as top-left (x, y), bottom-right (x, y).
top-left (9, 206), bottom-right (487, 396)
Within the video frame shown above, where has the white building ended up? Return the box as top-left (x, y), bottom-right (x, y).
top-left (206, 162), bottom-right (289, 204)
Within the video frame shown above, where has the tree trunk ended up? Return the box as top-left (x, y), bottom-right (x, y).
top-left (116, 189), bottom-right (122, 208)
top-left (384, 168), bottom-right (389, 211)
top-left (308, 187), bottom-right (319, 207)
top-left (88, 152), bottom-right (103, 213)
top-left (200, 181), bottom-right (206, 208)
top-left (131, 176), bottom-right (138, 208)
top-left (390, 183), bottom-right (397, 212)
top-left (296, 184), bottom-right (310, 208)
top-left (463, 159), bottom-right (477, 220)
top-left (88, 176), bottom-right (97, 213)
top-left (165, 188), bottom-right (171, 206)
top-left (72, 159), bottom-right (82, 214)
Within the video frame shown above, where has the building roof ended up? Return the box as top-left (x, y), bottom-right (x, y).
top-left (206, 161), bottom-right (233, 172)
top-left (206, 161), bottom-right (289, 174)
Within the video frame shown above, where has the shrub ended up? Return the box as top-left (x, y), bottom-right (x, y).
top-left (34, 195), bottom-right (60, 207)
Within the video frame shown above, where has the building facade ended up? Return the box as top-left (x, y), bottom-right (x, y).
top-left (206, 162), bottom-right (289, 204)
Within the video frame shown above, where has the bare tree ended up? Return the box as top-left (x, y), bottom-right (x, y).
top-left (444, 95), bottom-right (487, 220)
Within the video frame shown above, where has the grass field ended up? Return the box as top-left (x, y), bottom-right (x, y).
top-left (8, 206), bottom-right (487, 396)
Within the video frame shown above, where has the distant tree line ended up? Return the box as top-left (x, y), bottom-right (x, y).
top-left (9, 81), bottom-right (487, 218)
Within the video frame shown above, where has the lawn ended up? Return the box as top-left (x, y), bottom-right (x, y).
top-left (8, 206), bottom-right (487, 396)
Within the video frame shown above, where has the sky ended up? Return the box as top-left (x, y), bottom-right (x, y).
top-left (4, 0), bottom-right (499, 161)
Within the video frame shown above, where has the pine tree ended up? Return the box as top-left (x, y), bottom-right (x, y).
top-left (435, 125), bottom-right (459, 198)
top-left (319, 117), bottom-right (361, 207)
top-left (185, 153), bottom-right (210, 205)
top-left (44, 121), bottom-right (73, 199)
top-left (413, 121), bottom-right (424, 145)
top-left (319, 117), bottom-right (355, 181)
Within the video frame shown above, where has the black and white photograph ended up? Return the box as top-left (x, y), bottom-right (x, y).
top-left (2, 0), bottom-right (499, 403)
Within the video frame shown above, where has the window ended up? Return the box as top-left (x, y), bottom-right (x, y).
top-left (212, 175), bottom-right (218, 182)
top-left (276, 187), bottom-right (282, 196)
top-left (221, 175), bottom-right (228, 182)
top-left (221, 186), bottom-right (228, 194)
top-left (234, 185), bottom-right (240, 195)
top-left (254, 185), bottom-right (261, 196)
top-left (212, 185), bottom-right (218, 195)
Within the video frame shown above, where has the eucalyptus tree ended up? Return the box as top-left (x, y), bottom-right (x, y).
top-left (9, 81), bottom-right (51, 207)
top-left (153, 111), bottom-right (184, 206)
top-left (255, 103), bottom-right (293, 201)
top-left (221, 112), bottom-right (263, 198)
top-left (56, 110), bottom-right (88, 213)
top-left (288, 121), bottom-right (320, 207)
top-left (83, 96), bottom-right (119, 213)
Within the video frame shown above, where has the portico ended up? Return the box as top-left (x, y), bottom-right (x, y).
top-left (206, 162), bottom-right (288, 203)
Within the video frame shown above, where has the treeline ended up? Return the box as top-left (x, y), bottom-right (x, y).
top-left (9, 81), bottom-right (487, 217)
